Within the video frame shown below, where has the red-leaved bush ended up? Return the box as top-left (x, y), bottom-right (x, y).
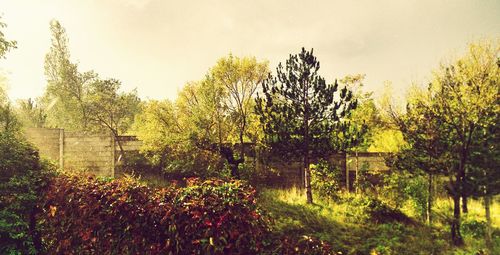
top-left (36, 174), bottom-right (338, 254)
top-left (38, 175), bottom-right (269, 254)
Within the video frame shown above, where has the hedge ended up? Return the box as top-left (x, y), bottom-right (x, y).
top-left (38, 175), bottom-right (269, 254)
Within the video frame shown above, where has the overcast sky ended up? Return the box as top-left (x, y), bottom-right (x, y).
top-left (0, 0), bottom-right (499, 102)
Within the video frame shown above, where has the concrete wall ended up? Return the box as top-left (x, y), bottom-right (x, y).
top-left (63, 131), bottom-right (114, 177)
top-left (24, 128), bottom-right (61, 163)
top-left (24, 127), bottom-right (388, 186)
top-left (259, 152), bottom-right (390, 188)
top-left (24, 128), bottom-right (142, 177)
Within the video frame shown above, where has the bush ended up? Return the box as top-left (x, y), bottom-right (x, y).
top-left (311, 159), bottom-right (342, 199)
top-left (461, 219), bottom-right (486, 239)
top-left (343, 195), bottom-right (413, 225)
top-left (38, 175), bottom-right (270, 254)
top-left (0, 133), bottom-right (54, 254)
top-left (381, 171), bottom-right (428, 219)
top-left (277, 235), bottom-right (336, 255)
top-left (240, 162), bottom-right (283, 188)
top-left (0, 132), bottom-right (41, 182)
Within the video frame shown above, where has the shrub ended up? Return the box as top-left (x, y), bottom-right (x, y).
top-left (277, 235), bottom-right (336, 255)
top-left (342, 195), bottom-right (413, 225)
top-left (461, 219), bottom-right (486, 239)
top-left (311, 159), bottom-right (342, 199)
top-left (0, 133), bottom-right (54, 254)
top-left (38, 175), bottom-right (270, 254)
top-left (0, 132), bottom-right (41, 182)
top-left (381, 171), bottom-right (428, 219)
top-left (240, 162), bottom-right (283, 188)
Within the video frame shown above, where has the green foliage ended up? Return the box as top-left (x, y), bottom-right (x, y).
top-left (381, 171), bottom-right (428, 218)
top-left (259, 188), bottom-right (446, 254)
top-left (339, 195), bottom-right (413, 225)
top-left (211, 54), bottom-right (268, 145)
top-left (392, 39), bottom-right (500, 245)
top-left (277, 235), bottom-right (336, 255)
top-left (15, 98), bottom-right (47, 128)
top-left (238, 161), bottom-right (283, 189)
top-left (0, 133), bottom-right (40, 181)
top-left (0, 17), bottom-right (17, 58)
top-left (367, 129), bottom-right (404, 153)
top-left (0, 83), bottom-right (21, 134)
top-left (133, 99), bottom-right (225, 178)
top-left (0, 101), bottom-right (20, 134)
top-left (461, 219), bottom-right (487, 239)
top-left (42, 20), bottom-right (139, 135)
top-left (339, 74), bottom-right (379, 151)
top-left (256, 48), bottom-right (359, 203)
top-left (134, 55), bottom-right (268, 179)
top-left (256, 48), bottom-right (359, 158)
top-left (86, 78), bottom-right (140, 135)
top-left (310, 159), bottom-right (342, 199)
top-left (42, 20), bottom-right (94, 131)
top-left (0, 133), bottom-right (55, 254)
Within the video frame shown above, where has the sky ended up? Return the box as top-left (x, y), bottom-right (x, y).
top-left (0, 0), bottom-right (499, 103)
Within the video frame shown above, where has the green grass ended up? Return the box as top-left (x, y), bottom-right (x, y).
top-left (258, 188), bottom-right (499, 255)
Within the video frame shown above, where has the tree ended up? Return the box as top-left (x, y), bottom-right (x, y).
top-left (0, 83), bottom-right (20, 134)
top-left (42, 20), bottom-right (95, 131)
top-left (134, 84), bottom-right (226, 178)
top-left (338, 74), bottom-right (373, 152)
top-left (256, 48), bottom-right (358, 204)
top-left (86, 78), bottom-right (140, 159)
top-left (433, 40), bottom-right (498, 246)
top-left (175, 78), bottom-right (235, 176)
top-left (134, 55), bottom-right (268, 179)
top-left (0, 17), bottom-right (16, 58)
top-left (16, 98), bottom-right (47, 128)
top-left (468, 115), bottom-right (499, 250)
top-left (0, 18), bottom-right (19, 134)
top-left (210, 55), bottom-right (268, 177)
top-left (389, 87), bottom-right (451, 226)
top-left (393, 39), bottom-right (499, 246)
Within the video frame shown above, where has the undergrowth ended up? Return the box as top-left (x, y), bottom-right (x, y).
top-left (258, 188), bottom-right (499, 255)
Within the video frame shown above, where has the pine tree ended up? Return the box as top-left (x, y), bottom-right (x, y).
top-left (256, 48), bottom-right (358, 204)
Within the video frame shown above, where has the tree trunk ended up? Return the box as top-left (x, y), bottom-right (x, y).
top-left (304, 114), bottom-right (312, 204)
top-left (355, 151), bottom-right (359, 193)
top-left (451, 192), bottom-right (464, 246)
top-left (239, 127), bottom-right (245, 175)
top-left (219, 146), bottom-right (242, 179)
top-left (427, 172), bottom-right (433, 225)
top-left (304, 152), bottom-right (313, 204)
top-left (112, 129), bottom-right (124, 164)
top-left (462, 196), bottom-right (468, 214)
top-left (230, 163), bottom-right (240, 179)
top-left (484, 195), bottom-right (492, 250)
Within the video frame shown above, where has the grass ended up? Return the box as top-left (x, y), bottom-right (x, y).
top-left (257, 188), bottom-right (499, 255)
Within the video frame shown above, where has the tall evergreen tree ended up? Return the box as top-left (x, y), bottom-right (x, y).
top-left (256, 48), bottom-right (358, 204)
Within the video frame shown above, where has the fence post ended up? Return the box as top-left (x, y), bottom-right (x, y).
top-left (59, 129), bottom-right (64, 170)
top-left (345, 152), bottom-right (349, 192)
top-left (355, 151), bottom-right (359, 193)
top-left (111, 132), bottom-right (115, 178)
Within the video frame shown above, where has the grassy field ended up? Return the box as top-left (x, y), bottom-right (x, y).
top-left (257, 188), bottom-right (499, 255)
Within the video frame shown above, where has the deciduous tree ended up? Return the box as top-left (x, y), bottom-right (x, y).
top-left (42, 20), bottom-right (96, 131)
top-left (86, 78), bottom-right (140, 158)
top-left (393, 39), bottom-right (499, 246)
top-left (210, 55), bottom-right (268, 177)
